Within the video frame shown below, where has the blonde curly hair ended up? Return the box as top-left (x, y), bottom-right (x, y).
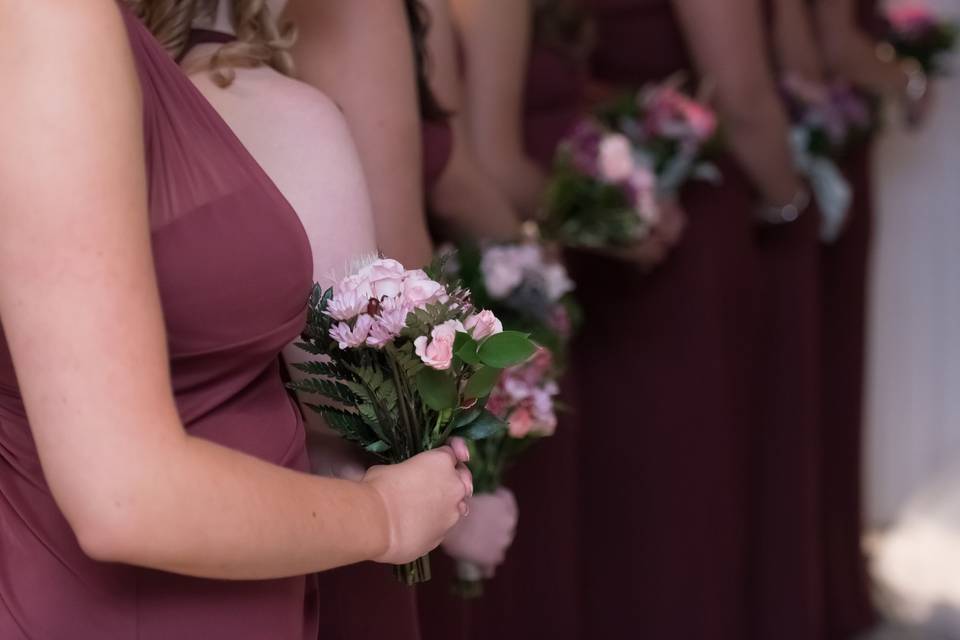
top-left (125, 0), bottom-right (295, 86)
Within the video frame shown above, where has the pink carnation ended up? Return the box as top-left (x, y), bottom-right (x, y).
top-left (329, 314), bottom-right (375, 350)
top-left (598, 133), bottom-right (635, 183)
top-left (414, 320), bottom-right (463, 370)
top-left (325, 289), bottom-right (370, 322)
top-left (366, 302), bottom-right (410, 348)
top-left (465, 310), bottom-right (503, 341)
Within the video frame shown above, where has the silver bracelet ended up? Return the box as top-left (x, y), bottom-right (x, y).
top-left (756, 188), bottom-right (811, 225)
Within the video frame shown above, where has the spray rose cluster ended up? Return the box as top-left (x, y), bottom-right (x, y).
top-left (639, 84), bottom-right (718, 151)
top-left (884, 3), bottom-right (958, 74)
top-left (485, 348), bottom-right (559, 439)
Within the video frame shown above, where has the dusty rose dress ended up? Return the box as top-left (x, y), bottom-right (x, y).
top-left (573, 1), bottom-right (760, 637)
top-left (0, 7), bottom-right (318, 639)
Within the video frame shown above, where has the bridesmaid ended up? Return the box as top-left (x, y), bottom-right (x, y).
top-left (431, 2), bottom-right (593, 638)
top-left (576, 0), bottom-right (806, 637)
top-left (810, 0), bottom-right (931, 637)
top-left (0, 2), bottom-right (470, 638)
top-left (282, 3), bottom-right (519, 639)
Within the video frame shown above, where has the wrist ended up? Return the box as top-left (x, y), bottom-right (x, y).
top-left (358, 478), bottom-right (394, 563)
top-left (756, 186), bottom-right (811, 225)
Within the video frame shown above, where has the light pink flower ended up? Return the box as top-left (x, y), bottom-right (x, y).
top-left (464, 310), bottom-right (503, 341)
top-left (598, 133), bottom-right (635, 183)
top-left (889, 4), bottom-right (937, 32)
top-left (329, 314), bottom-right (375, 350)
top-left (629, 167), bottom-right (661, 225)
top-left (402, 270), bottom-right (447, 308)
top-left (366, 305), bottom-right (409, 348)
top-left (543, 263), bottom-right (575, 301)
top-left (357, 258), bottom-right (406, 299)
top-left (413, 319), bottom-right (464, 370)
top-left (325, 289), bottom-right (370, 322)
top-left (507, 405), bottom-right (537, 439)
top-left (336, 273), bottom-right (374, 300)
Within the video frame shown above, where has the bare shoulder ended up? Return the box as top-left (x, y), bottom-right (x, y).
top-left (0, 0), bottom-right (130, 57)
top-left (189, 66), bottom-right (353, 148)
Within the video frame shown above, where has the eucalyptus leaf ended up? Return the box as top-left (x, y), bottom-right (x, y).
top-left (462, 366), bottom-right (503, 399)
top-left (477, 331), bottom-right (538, 369)
top-left (452, 409), bottom-right (508, 441)
top-left (415, 368), bottom-right (459, 411)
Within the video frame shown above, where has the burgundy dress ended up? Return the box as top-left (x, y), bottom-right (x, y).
top-left (747, 2), bottom-right (825, 638)
top-left (443, 40), bottom-right (589, 640)
top-left (818, 1), bottom-right (880, 637)
top-left (573, 2), bottom-right (759, 637)
top-left (0, 7), bottom-right (318, 639)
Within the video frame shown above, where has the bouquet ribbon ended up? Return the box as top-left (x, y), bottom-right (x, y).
top-left (790, 127), bottom-right (852, 244)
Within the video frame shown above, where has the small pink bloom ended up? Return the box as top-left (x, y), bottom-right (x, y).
top-left (890, 4), bottom-right (937, 32)
top-left (598, 133), bottom-right (635, 183)
top-left (325, 289), bottom-right (370, 322)
top-left (329, 314), bottom-right (375, 350)
top-left (413, 319), bottom-right (463, 370)
top-left (365, 302), bottom-right (409, 348)
top-left (337, 273), bottom-right (374, 300)
top-left (507, 405), bottom-right (536, 439)
top-left (464, 310), bottom-right (503, 341)
top-left (481, 248), bottom-right (527, 299)
top-left (629, 167), bottom-right (660, 225)
top-left (357, 258), bottom-right (407, 299)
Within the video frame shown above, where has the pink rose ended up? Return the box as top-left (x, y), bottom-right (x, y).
top-left (413, 319), bottom-right (463, 370)
top-left (629, 167), bottom-right (660, 225)
top-left (325, 289), bottom-right (370, 322)
top-left (403, 270), bottom-right (447, 307)
top-left (507, 405), bottom-right (536, 439)
top-left (329, 314), bottom-right (375, 350)
top-left (598, 133), bottom-right (635, 183)
top-left (357, 258), bottom-right (406, 299)
top-left (464, 310), bottom-right (503, 341)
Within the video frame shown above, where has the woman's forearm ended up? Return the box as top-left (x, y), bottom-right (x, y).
top-left (77, 429), bottom-right (389, 580)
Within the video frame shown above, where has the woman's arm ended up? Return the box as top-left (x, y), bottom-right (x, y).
top-left (773, 0), bottom-right (826, 82)
top-left (421, 0), bottom-right (524, 243)
top-left (814, 0), bottom-right (909, 96)
top-left (450, 0), bottom-right (546, 219)
top-left (673, 0), bottom-right (803, 206)
top-left (284, 0), bottom-right (434, 267)
top-left (0, 0), bottom-right (467, 580)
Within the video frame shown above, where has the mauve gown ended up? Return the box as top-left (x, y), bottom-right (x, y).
top-left (748, 2), bottom-right (825, 638)
top-left (0, 7), bottom-right (318, 639)
top-left (818, 1), bottom-right (880, 637)
top-left (574, 1), bottom-right (759, 637)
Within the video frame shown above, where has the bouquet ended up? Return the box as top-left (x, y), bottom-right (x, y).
top-left (781, 76), bottom-right (875, 242)
top-left (884, 3), bottom-right (958, 74)
top-left (595, 80), bottom-right (721, 193)
top-left (439, 243), bottom-right (576, 596)
top-left (540, 119), bottom-right (661, 249)
top-left (290, 257), bottom-right (538, 585)
top-left (541, 80), bottom-right (719, 249)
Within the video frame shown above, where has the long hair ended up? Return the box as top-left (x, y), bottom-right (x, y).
top-left (404, 0), bottom-right (449, 122)
top-left (125, 0), bottom-right (295, 86)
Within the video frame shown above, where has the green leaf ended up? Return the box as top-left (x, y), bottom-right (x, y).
top-left (454, 333), bottom-right (481, 366)
top-left (452, 409), bottom-right (507, 441)
top-left (364, 440), bottom-right (391, 454)
top-left (477, 331), bottom-right (538, 369)
top-left (462, 366), bottom-right (502, 399)
top-left (415, 368), bottom-right (459, 411)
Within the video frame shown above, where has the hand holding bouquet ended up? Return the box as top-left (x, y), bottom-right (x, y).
top-left (440, 243), bottom-right (576, 596)
top-left (781, 75), bottom-right (875, 242)
top-left (541, 79), bottom-right (719, 251)
top-left (290, 258), bottom-right (538, 585)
